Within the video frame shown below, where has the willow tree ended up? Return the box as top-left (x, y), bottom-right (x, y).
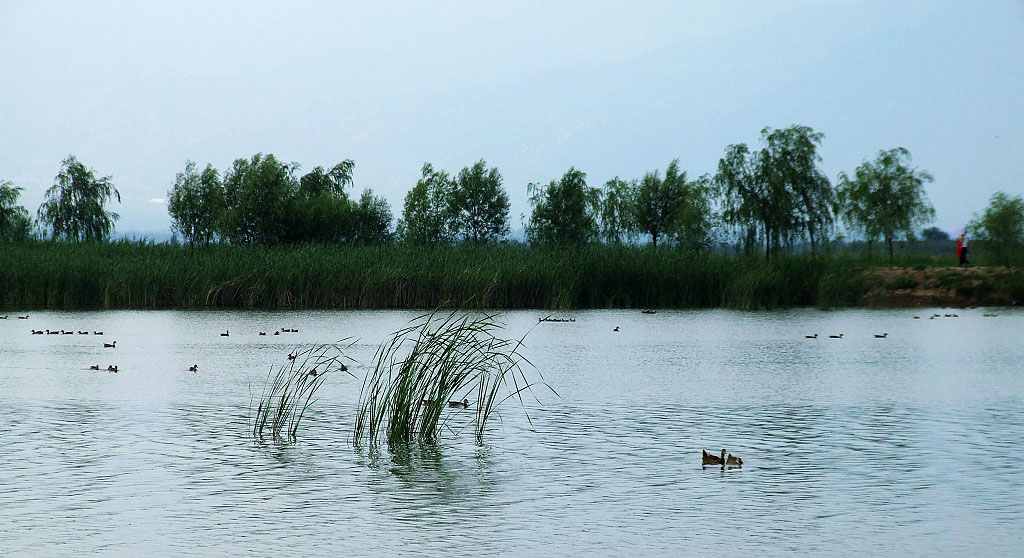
top-left (838, 148), bottom-right (934, 261)
top-left (669, 174), bottom-right (716, 254)
top-left (0, 180), bottom-right (33, 241)
top-left (968, 191), bottom-right (1024, 265)
top-left (526, 167), bottom-right (599, 245)
top-left (291, 160), bottom-right (357, 244)
top-left (634, 160), bottom-right (687, 248)
top-left (597, 176), bottom-right (636, 244)
top-left (221, 153), bottom-right (299, 245)
top-left (168, 161), bottom-right (225, 245)
top-left (38, 155), bottom-right (121, 242)
top-left (453, 160), bottom-right (510, 244)
top-left (299, 160), bottom-right (354, 198)
top-left (398, 163), bottom-right (459, 245)
top-left (714, 126), bottom-right (835, 258)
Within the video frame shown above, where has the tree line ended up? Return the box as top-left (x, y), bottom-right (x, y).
top-left (2, 125), bottom-right (1022, 263)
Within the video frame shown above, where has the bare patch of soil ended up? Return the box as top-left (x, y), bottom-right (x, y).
top-left (863, 266), bottom-right (1021, 307)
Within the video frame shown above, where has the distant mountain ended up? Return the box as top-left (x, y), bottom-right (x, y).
top-left (112, 230), bottom-right (174, 244)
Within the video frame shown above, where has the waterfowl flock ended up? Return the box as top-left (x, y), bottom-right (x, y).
top-left (15, 316), bottom-right (310, 377)
top-left (801, 308), bottom-right (997, 341)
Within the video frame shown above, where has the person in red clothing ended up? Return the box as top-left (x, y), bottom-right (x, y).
top-left (956, 231), bottom-right (969, 265)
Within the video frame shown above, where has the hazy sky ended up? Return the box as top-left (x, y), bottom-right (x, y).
top-left (2, 1), bottom-right (1022, 236)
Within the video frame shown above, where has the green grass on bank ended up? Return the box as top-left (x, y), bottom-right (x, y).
top-left (1, 240), bottom-right (1021, 310)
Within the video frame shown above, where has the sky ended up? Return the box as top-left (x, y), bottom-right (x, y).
top-left (2, 1), bottom-right (1022, 238)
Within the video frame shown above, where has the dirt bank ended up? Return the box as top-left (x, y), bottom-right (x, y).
top-left (863, 266), bottom-right (1022, 307)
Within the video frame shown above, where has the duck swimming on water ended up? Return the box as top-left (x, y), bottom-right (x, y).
top-left (702, 449), bottom-right (725, 468)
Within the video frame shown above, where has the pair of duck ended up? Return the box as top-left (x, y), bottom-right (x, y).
top-left (88, 365), bottom-right (118, 372)
top-left (420, 398), bottom-right (471, 409)
top-left (702, 449), bottom-right (742, 468)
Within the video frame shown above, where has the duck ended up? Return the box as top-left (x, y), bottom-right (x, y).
top-left (307, 368), bottom-right (318, 377)
top-left (829, 333), bottom-right (843, 339)
top-left (613, 326), bottom-right (620, 332)
top-left (31, 329), bottom-right (43, 335)
top-left (339, 362), bottom-right (348, 372)
top-left (93, 331), bottom-right (103, 335)
top-left (220, 330), bottom-right (229, 337)
top-left (89, 364), bottom-right (100, 370)
top-left (188, 364), bottom-right (198, 372)
top-left (259, 331), bottom-right (266, 336)
top-left (642, 309), bottom-right (657, 314)
top-left (913, 316), bottom-right (920, 319)
top-left (726, 453), bottom-right (743, 468)
top-left (874, 333), bottom-right (888, 338)
top-left (62, 330), bottom-right (73, 335)
top-left (18, 315), bottom-right (29, 319)
top-left (46, 329), bottom-right (58, 335)
top-left (78, 330), bottom-right (88, 335)
top-left (805, 333), bottom-right (817, 339)
top-left (0, 315), bottom-right (7, 319)
top-left (702, 449), bottom-right (726, 468)
top-left (106, 365), bottom-right (118, 373)
top-left (103, 341), bottom-right (116, 348)
top-left (287, 352), bottom-right (297, 361)
top-left (448, 398), bottom-right (470, 409)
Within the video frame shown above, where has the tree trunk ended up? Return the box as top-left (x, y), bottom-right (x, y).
top-left (887, 237), bottom-right (894, 262)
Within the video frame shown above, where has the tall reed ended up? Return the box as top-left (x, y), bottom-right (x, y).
top-left (353, 310), bottom-right (540, 447)
top-left (3, 239), bottom-right (1020, 310)
top-left (251, 342), bottom-right (353, 443)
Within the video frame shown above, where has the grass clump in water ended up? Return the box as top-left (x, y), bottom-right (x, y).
top-left (251, 342), bottom-right (353, 443)
top-left (354, 310), bottom-right (542, 447)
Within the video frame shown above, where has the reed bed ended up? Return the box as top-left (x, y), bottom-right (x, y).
top-left (2, 240), bottom-right (1020, 310)
top-left (251, 342), bottom-right (353, 443)
top-left (353, 310), bottom-right (540, 446)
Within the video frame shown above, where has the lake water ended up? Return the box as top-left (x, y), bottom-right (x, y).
top-left (2, 308), bottom-right (1023, 556)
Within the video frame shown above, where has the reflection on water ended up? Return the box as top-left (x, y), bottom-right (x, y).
top-left (2, 309), bottom-right (1024, 555)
